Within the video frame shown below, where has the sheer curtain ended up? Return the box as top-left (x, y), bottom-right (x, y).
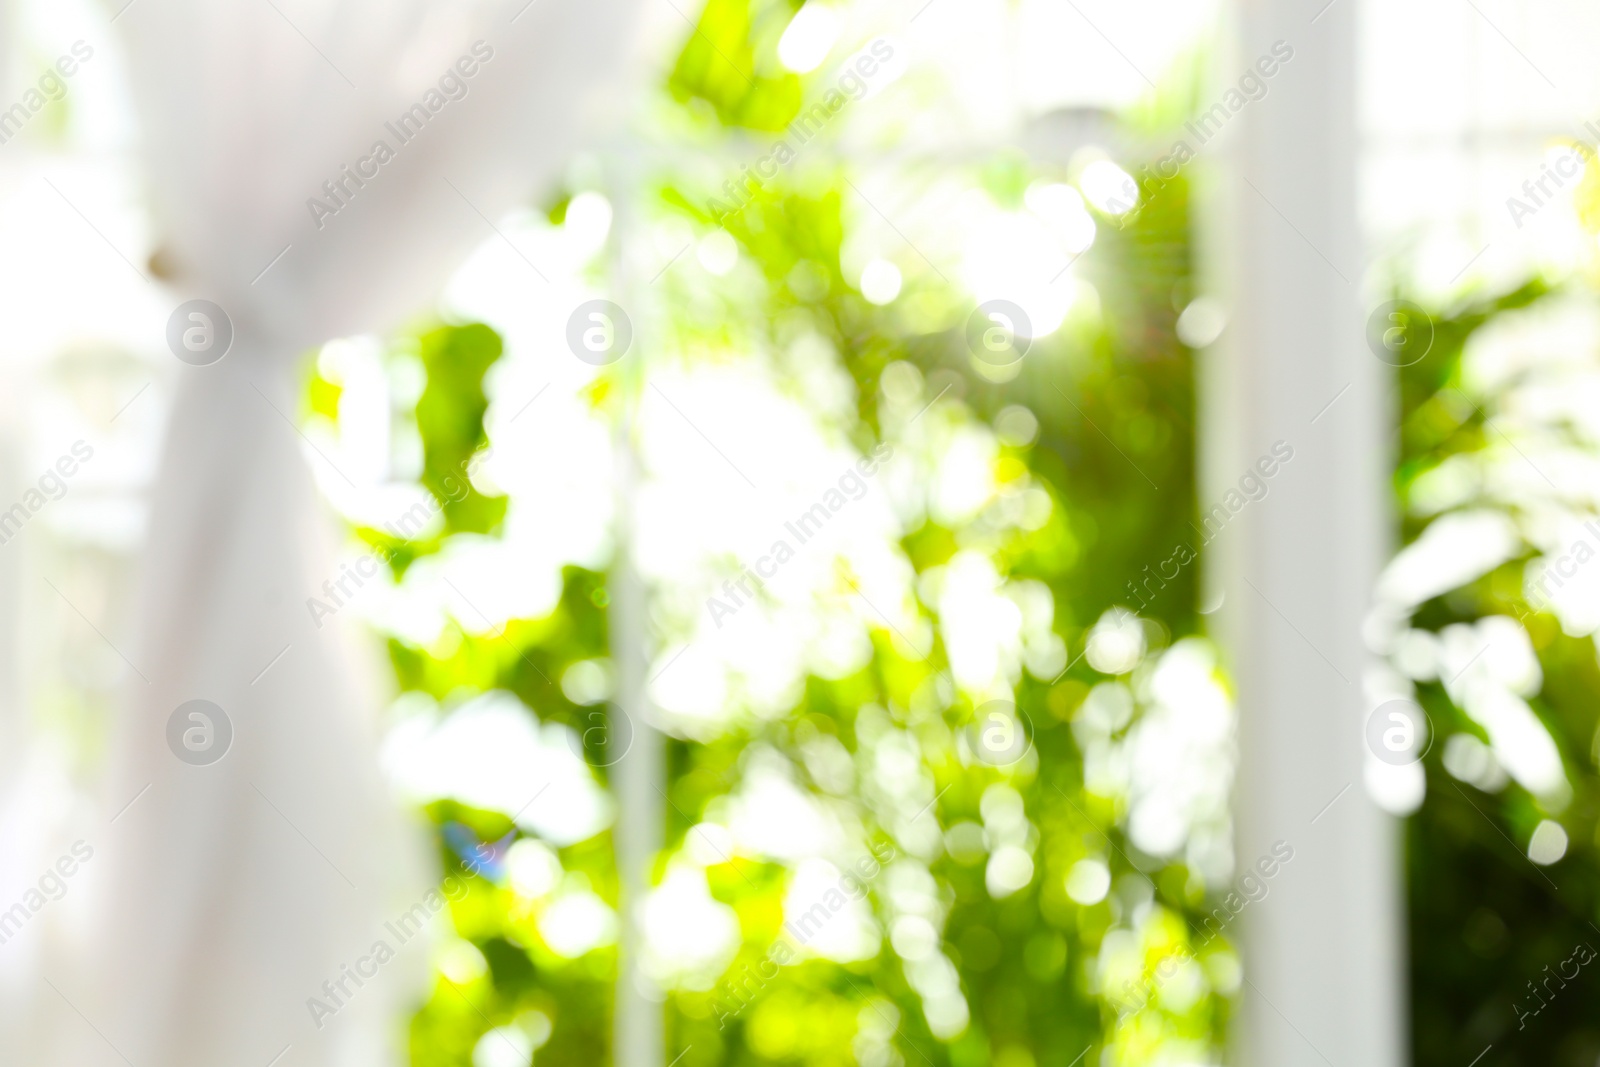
top-left (38, 1), bottom-right (642, 1063)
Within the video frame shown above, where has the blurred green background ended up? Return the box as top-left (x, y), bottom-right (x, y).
top-left (303, 2), bottom-right (1600, 1066)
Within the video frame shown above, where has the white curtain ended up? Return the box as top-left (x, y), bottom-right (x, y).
top-left (42, 1), bottom-right (642, 1063)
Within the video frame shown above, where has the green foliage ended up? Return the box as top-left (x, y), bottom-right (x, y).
top-left (312, 5), bottom-right (1247, 1066)
top-left (415, 323), bottom-right (507, 537)
top-left (1391, 280), bottom-right (1600, 1067)
top-left (306, 8), bottom-right (1600, 1065)
top-left (668, 0), bottom-right (804, 131)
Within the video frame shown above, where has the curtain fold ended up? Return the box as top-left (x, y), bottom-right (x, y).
top-left (50, 1), bottom-right (644, 1063)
